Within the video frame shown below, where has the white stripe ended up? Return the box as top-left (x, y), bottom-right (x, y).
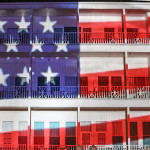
top-left (147, 12), bottom-right (150, 17)
top-left (126, 15), bottom-right (146, 21)
top-left (79, 15), bottom-right (122, 23)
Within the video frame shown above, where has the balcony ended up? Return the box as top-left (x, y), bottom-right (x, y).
top-left (0, 86), bottom-right (150, 99)
top-left (0, 145), bottom-right (150, 150)
top-left (0, 32), bottom-right (150, 45)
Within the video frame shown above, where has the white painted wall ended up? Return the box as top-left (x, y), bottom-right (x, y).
top-left (80, 111), bottom-right (125, 122)
top-left (32, 57), bottom-right (77, 86)
top-left (80, 57), bottom-right (124, 74)
top-left (130, 111), bottom-right (150, 118)
top-left (0, 111), bottom-right (28, 132)
top-left (128, 57), bottom-right (148, 70)
top-left (31, 110), bottom-right (77, 129)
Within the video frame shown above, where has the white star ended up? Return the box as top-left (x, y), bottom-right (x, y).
top-left (0, 68), bottom-right (9, 86)
top-left (6, 44), bottom-right (18, 52)
top-left (31, 36), bottom-right (43, 52)
top-left (14, 16), bottom-right (30, 33)
top-left (17, 67), bottom-right (29, 84)
top-left (39, 16), bottom-right (56, 33)
top-left (56, 44), bottom-right (68, 59)
top-left (41, 66), bottom-right (58, 84)
top-left (56, 44), bottom-right (68, 52)
top-left (0, 20), bottom-right (7, 33)
top-left (5, 36), bottom-right (18, 52)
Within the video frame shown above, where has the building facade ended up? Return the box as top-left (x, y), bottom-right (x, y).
top-left (0, 2), bottom-right (150, 149)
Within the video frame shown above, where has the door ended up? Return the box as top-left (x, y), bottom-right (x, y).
top-left (81, 121), bottom-right (92, 145)
top-left (64, 27), bottom-right (77, 43)
top-left (104, 28), bottom-right (115, 43)
top-left (127, 28), bottom-right (139, 44)
top-left (83, 28), bottom-right (92, 43)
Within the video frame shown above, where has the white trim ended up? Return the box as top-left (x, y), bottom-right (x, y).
top-left (79, 2), bottom-right (150, 10)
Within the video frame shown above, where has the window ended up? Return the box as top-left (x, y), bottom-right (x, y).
top-left (7, 77), bottom-right (27, 98)
top-left (127, 28), bottom-right (138, 33)
top-left (83, 28), bottom-right (91, 32)
top-left (98, 133), bottom-right (106, 145)
top-left (130, 122), bottom-right (138, 145)
top-left (112, 122), bottom-right (123, 145)
top-left (104, 28), bottom-right (114, 32)
top-left (38, 77), bottom-right (47, 86)
top-left (50, 122), bottom-right (60, 145)
top-left (80, 77), bottom-right (88, 97)
top-left (134, 77), bottom-right (148, 86)
top-left (111, 76), bottom-right (122, 86)
top-left (65, 122), bottom-right (76, 145)
top-left (80, 121), bottom-right (91, 131)
top-left (8, 77), bottom-right (27, 86)
top-left (112, 122), bottom-right (122, 136)
top-left (83, 28), bottom-right (91, 43)
top-left (80, 77), bottom-right (88, 86)
top-left (34, 122), bottom-right (44, 145)
top-left (96, 121), bottom-right (107, 132)
top-left (37, 77), bottom-right (47, 97)
top-left (50, 77), bottom-right (60, 86)
top-left (82, 133), bottom-right (90, 145)
top-left (64, 27), bottom-right (77, 32)
top-left (50, 77), bottom-right (60, 94)
top-left (98, 77), bottom-right (109, 97)
top-left (127, 28), bottom-right (139, 44)
top-left (54, 28), bottom-right (63, 43)
top-left (7, 28), bottom-right (30, 44)
top-left (64, 27), bottom-right (77, 43)
top-left (18, 121), bottom-right (28, 145)
top-left (104, 28), bottom-right (115, 43)
top-left (98, 76), bottom-right (109, 86)
top-left (143, 122), bottom-right (150, 145)
top-left (3, 121), bottom-right (13, 144)
top-left (96, 122), bottom-right (107, 145)
top-left (15, 77), bottom-right (27, 86)
top-left (112, 136), bottom-right (123, 145)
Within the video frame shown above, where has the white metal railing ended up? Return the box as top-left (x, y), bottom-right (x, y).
top-left (0, 86), bottom-right (28, 99)
top-left (0, 145), bottom-right (150, 150)
top-left (0, 86), bottom-right (150, 99)
top-left (0, 32), bottom-right (150, 45)
top-left (83, 145), bottom-right (150, 150)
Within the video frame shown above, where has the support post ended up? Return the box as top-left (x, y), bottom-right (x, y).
top-left (127, 107), bottom-right (130, 150)
top-left (29, 9), bottom-right (33, 98)
top-left (123, 52), bottom-right (129, 98)
top-left (77, 7), bottom-right (80, 98)
top-left (146, 12), bottom-right (150, 44)
top-left (123, 9), bottom-right (127, 44)
top-left (148, 54), bottom-right (150, 85)
top-left (27, 106), bottom-right (31, 150)
top-left (77, 107), bottom-right (81, 145)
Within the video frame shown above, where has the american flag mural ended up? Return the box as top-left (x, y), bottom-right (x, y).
top-left (0, 2), bottom-right (150, 150)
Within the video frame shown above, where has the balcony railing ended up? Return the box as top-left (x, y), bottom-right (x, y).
top-left (0, 32), bottom-right (150, 45)
top-left (0, 145), bottom-right (150, 150)
top-left (0, 86), bottom-right (150, 99)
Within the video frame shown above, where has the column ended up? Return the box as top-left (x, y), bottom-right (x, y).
top-left (28, 107), bottom-right (31, 150)
top-left (145, 12), bottom-right (149, 44)
top-left (123, 9), bottom-right (127, 43)
top-left (127, 107), bottom-right (130, 150)
top-left (77, 107), bottom-right (81, 145)
top-left (148, 54), bottom-right (150, 86)
top-left (123, 52), bottom-right (129, 98)
top-left (77, 7), bottom-right (80, 98)
top-left (29, 9), bottom-right (33, 98)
